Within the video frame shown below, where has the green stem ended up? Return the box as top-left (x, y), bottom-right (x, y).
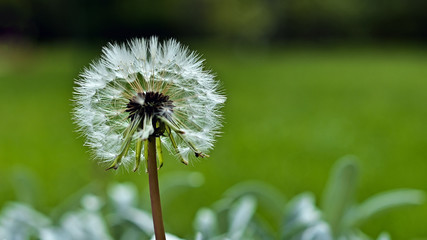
top-left (147, 135), bottom-right (166, 240)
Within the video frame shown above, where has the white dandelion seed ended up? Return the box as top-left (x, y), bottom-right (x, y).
top-left (73, 37), bottom-right (225, 171)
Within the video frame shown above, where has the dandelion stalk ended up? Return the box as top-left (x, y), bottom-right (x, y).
top-left (147, 135), bottom-right (166, 240)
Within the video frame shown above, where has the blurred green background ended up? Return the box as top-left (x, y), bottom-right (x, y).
top-left (1, 0), bottom-right (427, 239)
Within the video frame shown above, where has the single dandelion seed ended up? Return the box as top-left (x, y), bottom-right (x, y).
top-left (73, 37), bottom-right (225, 240)
top-left (73, 37), bottom-right (226, 171)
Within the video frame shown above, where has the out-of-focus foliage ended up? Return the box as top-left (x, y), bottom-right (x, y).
top-left (0, 172), bottom-right (204, 240)
top-left (194, 156), bottom-right (424, 240)
top-left (0, 158), bottom-right (423, 240)
top-left (281, 156), bottom-right (425, 240)
top-left (1, 0), bottom-right (426, 42)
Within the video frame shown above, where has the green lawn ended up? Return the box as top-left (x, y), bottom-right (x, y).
top-left (1, 42), bottom-right (427, 238)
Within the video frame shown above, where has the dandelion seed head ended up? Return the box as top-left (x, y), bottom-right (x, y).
top-left (73, 37), bottom-right (225, 169)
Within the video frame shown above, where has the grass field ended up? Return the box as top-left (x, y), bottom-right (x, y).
top-left (1, 42), bottom-right (427, 238)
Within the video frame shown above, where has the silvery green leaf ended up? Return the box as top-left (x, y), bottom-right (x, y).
top-left (321, 156), bottom-right (359, 235)
top-left (246, 217), bottom-right (276, 240)
top-left (195, 232), bottom-right (203, 240)
top-left (193, 208), bottom-right (218, 239)
top-left (150, 232), bottom-right (185, 240)
top-left (227, 195), bottom-right (257, 240)
top-left (376, 232), bottom-right (391, 240)
top-left (281, 193), bottom-right (323, 238)
top-left (108, 182), bottom-right (138, 209)
top-left (298, 221), bottom-right (332, 240)
top-left (223, 181), bottom-right (286, 220)
top-left (121, 207), bottom-right (154, 234)
top-left (107, 182), bottom-right (153, 235)
top-left (39, 227), bottom-right (66, 240)
top-left (0, 202), bottom-right (51, 240)
top-left (60, 210), bottom-right (112, 240)
top-left (107, 182), bottom-right (153, 234)
top-left (81, 194), bottom-right (103, 212)
top-left (347, 189), bottom-right (425, 227)
top-left (207, 234), bottom-right (231, 240)
top-left (337, 229), bottom-right (372, 240)
top-left (120, 227), bottom-right (145, 240)
top-left (211, 197), bottom-right (234, 213)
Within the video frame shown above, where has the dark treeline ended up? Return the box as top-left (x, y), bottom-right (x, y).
top-left (1, 0), bottom-right (426, 43)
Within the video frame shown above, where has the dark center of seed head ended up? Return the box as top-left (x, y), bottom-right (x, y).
top-left (126, 91), bottom-right (174, 123)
